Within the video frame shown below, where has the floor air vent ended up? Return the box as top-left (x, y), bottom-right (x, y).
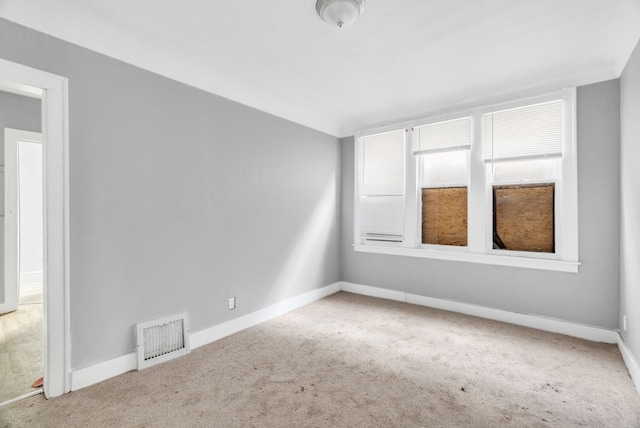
top-left (135, 312), bottom-right (190, 370)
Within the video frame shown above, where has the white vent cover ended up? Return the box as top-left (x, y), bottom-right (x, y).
top-left (135, 312), bottom-right (190, 370)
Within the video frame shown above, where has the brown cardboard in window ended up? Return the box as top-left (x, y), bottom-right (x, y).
top-left (493, 184), bottom-right (554, 253)
top-left (422, 187), bottom-right (468, 246)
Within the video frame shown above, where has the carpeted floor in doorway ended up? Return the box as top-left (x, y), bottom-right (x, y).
top-left (1, 291), bottom-right (639, 427)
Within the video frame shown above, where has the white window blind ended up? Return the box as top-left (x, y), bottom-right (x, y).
top-left (358, 129), bottom-right (405, 241)
top-left (413, 116), bottom-right (472, 155)
top-left (361, 129), bottom-right (405, 196)
top-left (483, 100), bottom-right (563, 163)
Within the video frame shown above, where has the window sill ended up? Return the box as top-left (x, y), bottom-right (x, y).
top-left (353, 244), bottom-right (580, 273)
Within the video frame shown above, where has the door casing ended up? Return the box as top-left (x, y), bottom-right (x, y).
top-left (2, 128), bottom-right (42, 315)
top-left (0, 58), bottom-right (70, 398)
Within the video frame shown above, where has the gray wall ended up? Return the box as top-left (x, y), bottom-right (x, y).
top-left (341, 80), bottom-right (621, 329)
top-left (0, 18), bottom-right (341, 369)
top-left (620, 39), bottom-right (640, 363)
top-left (0, 15), bottom-right (628, 374)
top-left (0, 91), bottom-right (41, 303)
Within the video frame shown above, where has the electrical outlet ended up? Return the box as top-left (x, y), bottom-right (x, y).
top-left (228, 297), bottom-right (236, 310)
top-left (623, 315), bottom-right (627, 331)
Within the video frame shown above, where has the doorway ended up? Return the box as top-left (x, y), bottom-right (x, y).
top-left (0, 127), bottom-right (43, 404)
top-left (0, 58), bottom-right (70, 399)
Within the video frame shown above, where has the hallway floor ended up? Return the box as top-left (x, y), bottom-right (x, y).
top-left (0, 280), bottom-right (42, 404)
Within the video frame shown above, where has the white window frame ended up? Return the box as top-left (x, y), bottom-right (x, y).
top-left (355, 127), bottom-right (407, 246)
top-left (354, 88), bottom-right (579, 273)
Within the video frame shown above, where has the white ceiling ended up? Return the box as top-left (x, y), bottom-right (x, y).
top-left (1, 0), bottom-right (639, 137)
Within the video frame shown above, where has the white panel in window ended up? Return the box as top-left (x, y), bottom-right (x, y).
top-left (491, 158), bottom-right (561, 183)
top-left (420, 150), bottom-right (469, 187)
top-left (358, 195), bottom-right (404, 240)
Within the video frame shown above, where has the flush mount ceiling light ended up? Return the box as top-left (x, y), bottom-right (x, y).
top-left (316, 0), bottom-right (365, 29)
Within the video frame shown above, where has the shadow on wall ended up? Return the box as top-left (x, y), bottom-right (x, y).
top-left (267, 174), bottom-right (338, 304)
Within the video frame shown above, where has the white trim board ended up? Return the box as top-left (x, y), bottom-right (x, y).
top-left (70, 282), bottom-right (342, 391)
top-left (191, 282), bottom-right (341, 349)
top-left (1, 128), bottom-right (43, 314)
top-left (618, 335), bottom-right (640, 396)
top-left (0, 390), bottom-right (44, 408)
top-left (353, 245), bottom-right (580, 273)
top-left (71, 353), bottom-right (137, 391)
top-left (340, 281), bottom-right (618, 344)
top-left (21, 271), bottom-right (44, 284)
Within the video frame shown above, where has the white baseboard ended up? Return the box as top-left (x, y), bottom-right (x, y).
top-left (618, 334), bottom-right (640, 396)
top-left (191, 282), bottom-right (341, 349)
top-left (341, 282), bottom-right (405, 302)
top-left (340, 281), bottom-right (619, 344)
top-left (20, 271), bottom-right (44, 284)
top-left (344, 282), bottom-right (638, 395)
top-left (70, 281), bottom-right (635, 394)
top-left (70, 282), bottom-right (342, 391)
top-left (0, 301), bottom-right (16, 314)
top-left (71, 353), bottom-right (136, 391)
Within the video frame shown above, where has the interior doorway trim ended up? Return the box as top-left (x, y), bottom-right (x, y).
top-left (0, 58), bottom-right (70, 398)
top-left (2, 128), bottom-right (43, 314)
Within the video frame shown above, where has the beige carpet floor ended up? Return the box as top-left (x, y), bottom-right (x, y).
top-left (1, 291), bottom-right (639, 427)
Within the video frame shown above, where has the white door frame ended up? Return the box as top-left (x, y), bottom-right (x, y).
top-left (0, 58), bottom-right (70, 398)
top-left (2, 128), bottom-right (42, 314)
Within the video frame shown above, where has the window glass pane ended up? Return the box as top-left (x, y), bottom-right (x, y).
top-left (491, 158), bottom-right (560, 183)
top-left (493, 184), bottom-right (554, 253)
top-left (422, 187), bottom-right (468, 246)
top-left (420, 150), bottom-right (469, 187)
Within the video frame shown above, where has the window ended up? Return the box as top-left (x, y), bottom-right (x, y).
top-left (354, 89), bottom-right (578, 272)
top-left (415, 116), bottom-right (471, 247)
top-left (484, 99), bottom-right (563, 255)
top-left (357, 129), bottom-right (405, 243)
